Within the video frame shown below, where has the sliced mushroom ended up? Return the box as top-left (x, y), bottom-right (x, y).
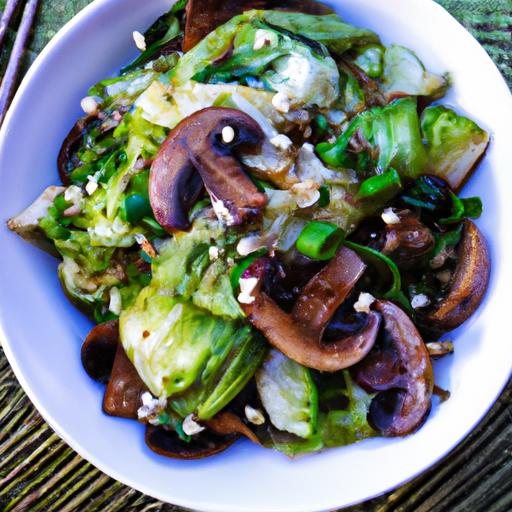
top-left (150, 107), bottom-right (267, 232)
top-left (422, 220), bottom-right (490, 334)
top-left (103, 343), bottom-right (148, 419)
top-left (81, 320), bottom-right (120, 384)
top-left (381, 209), bottom-right (435, 270)
top-left (57, 115), bottom-right (99, 185)
top-left (241, 247), bottom-right (381, 372)
top-left (145, 425), bottom-right (237, 459)
top-left (353, 300), bottom-right (433, 436)
top-left (81, 320), bottom-right (148, 417)
top-left (183, 0), bottom-right (333, 52)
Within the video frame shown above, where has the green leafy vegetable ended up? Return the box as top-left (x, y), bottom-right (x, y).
top-left (356, 168), bottom-right (402, 202)
top-left (430, 224), bottom-right (463, 259)
top-left (121, 4), bottom-right (183, 74)
top-left (313, 113), bottom-right (329, 137)
top-left (121, 292), bottom-right (239, 397)
top-left (439, 192), bottom-right (482, 224)
top-left (421, 105), bottom-right (490, 190)
top-left (317, 97), bottom-right (426, 179)
top-left (261, 11), bottom-right (379, 55)
top-left (153, 220), bottom-right (243, 319)
top-left (400, 175), bottom-right (482, 224)
top-left (256, 349), bottom-right (318, 439)
top-left (381, 45), bottom-right (449, 99)
top-left (318, 371), bottom-right (375, 447)
top-left (230, 248), bottom-right (268, 289)
top-left (172, 11), bottom-right (340, 109)
top-left (120, 220), bottom-right (267, 415)
top-left (267, 371), bottom-right (375, 455)
top-left (196, 332), bottom-right (268, 420)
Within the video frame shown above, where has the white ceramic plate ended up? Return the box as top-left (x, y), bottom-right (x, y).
top-left (0, 1), bottom-right (511, 511)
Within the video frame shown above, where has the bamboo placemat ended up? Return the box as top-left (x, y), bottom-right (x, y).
top-left (0, 1), bottom-right (511, 510)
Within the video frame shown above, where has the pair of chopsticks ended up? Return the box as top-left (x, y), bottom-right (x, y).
top-left (0, 0), bottom-right (39, 128)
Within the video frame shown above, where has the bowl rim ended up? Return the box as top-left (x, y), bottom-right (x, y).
top-left (0, 0), bottom-right (511, 511)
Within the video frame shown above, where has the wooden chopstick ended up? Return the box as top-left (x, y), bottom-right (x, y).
top-left (0, 0), bottom-right (39, 128)
top-left (0, 0), bottom-right (23, 50)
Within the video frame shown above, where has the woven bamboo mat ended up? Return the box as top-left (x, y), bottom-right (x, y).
top-left (0, 0), bottom-right (511, 510)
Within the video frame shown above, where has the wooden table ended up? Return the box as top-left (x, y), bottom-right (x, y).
top-left (0, 1), bottom-right (510, 510)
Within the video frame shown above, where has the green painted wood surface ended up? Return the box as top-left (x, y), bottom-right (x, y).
top-left (0, 1), bottom-right (511, 510)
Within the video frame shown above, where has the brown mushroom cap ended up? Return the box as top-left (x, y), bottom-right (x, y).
top-left (241, 247), bottom-right (381, 372)
top-left (183, 0), bottom-right (333, 52)
top-left (353, 300), bottom-right (434, 436)
top-left (81, 320), bottom-right (148, 417)
top-left (57, 115), bottom-right (100, 185)
top-left (421, 219), bottom-right (490, 334)
top-left (81, 320), bottom-right (119, 383)
top-left (103, 343), bottom-right (148, 419)
top-left (145, 424), bottom-right (237, 459)
top-left (150, 107), bottom-right (267, 232)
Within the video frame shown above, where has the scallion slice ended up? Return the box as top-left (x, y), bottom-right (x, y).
top-left (296, 221), bottom-right (345, 261)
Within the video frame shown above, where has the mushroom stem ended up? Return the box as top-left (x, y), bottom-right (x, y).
top-left (207, 411), bottom-right (261, 446)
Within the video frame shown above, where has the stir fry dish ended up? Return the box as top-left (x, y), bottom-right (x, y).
top-left (8, 0), bottom-right (490, 459)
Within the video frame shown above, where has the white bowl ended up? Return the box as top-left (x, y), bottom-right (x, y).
top-left (0, 1), bottom-right (511, 511)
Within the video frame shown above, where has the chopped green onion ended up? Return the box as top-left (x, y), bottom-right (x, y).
top-left (54, 194), bottom-right (72, 213)
top-left (93, 306), bottom-right (118, 324)
top-left (230, 248), bottom-right (268, 289)
top-left (344, 240), bottom-right (412, 313)
top-left (122, 194), bottom-right (153, 224)
top-left (356, 168), bottom-right (402, 201)
top-left (296, 221), bottom-right (345, 261)
top-left (439, 192), bottom-right (482, 224)
top-left (141, 217), bottom-right (167, 237)
top-left (213, 92), bottom-right (237, 108)
top-left (318, 185), bottom-right (330, 207)
top-left (430, 224), bottom-right (463, 259)
top-left (39, 216), bottom-right (71, 240)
